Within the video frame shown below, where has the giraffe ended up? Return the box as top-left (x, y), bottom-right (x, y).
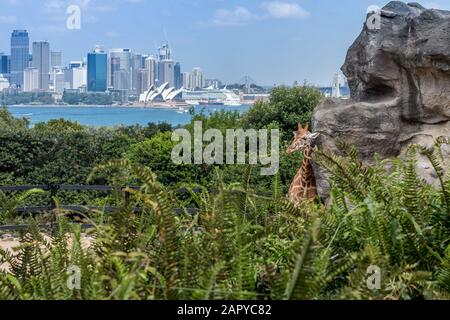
top-left (286, 123), bottom-right (320, 205)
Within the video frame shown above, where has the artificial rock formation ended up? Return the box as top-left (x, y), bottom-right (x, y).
top-left (312, 1), bottom-right (450, 198)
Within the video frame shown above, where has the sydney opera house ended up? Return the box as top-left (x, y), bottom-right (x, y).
top-left (139, 82), bottom-right (184, 104)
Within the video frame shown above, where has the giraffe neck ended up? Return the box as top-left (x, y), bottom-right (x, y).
top-left (289, 146), bottom-right (317, 204)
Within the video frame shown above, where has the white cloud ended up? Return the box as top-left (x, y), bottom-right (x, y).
top-left (212, 6), bottom-right (258, 26)
top-left (210, 1), bottom-right (309, 27)
top-left (262, 1), bottom-right (309, 19)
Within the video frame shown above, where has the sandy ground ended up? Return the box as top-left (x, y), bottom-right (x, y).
top-left (0, 236), bottom-right (21, 272)
top-left (0, 234), bottom-right (93, 273)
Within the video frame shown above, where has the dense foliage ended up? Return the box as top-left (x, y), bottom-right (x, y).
top-left (1, 142), bottom-right (450, 299)
top-left (2, 85), bottom-right (449, 300)
top-left (62, 92), bottom-right (113, 105)
top-left (0, 92), bottom-right (54, 106)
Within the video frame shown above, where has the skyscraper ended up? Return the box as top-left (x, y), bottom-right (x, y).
top-left (23, 67), bottom-right (39, 92)
top-left (155, 42), bottom-right (177, 87)
top-left (136, 68), bottom-right (149, 95)
top-left (131, 53), bottom-right (143, 93)
top-left (52, 67), bottom-right (65, 94)
top-left (191, 67), bottom-right (204, 90)
top-left (87, 46), bottom-right (107, 92)
top-left (109, 48), bottom-right (131, 89)
top-left (113, 69), bottom-right (130, 91)
top-left (32, 41), bottom-right (50, 91)
top-left (10, 30), bottom-right (29, 88)
top-left (157, 60), bottom-right (175, 87)
top-left (0, 53), bottom-right (9, 75)
top-left (51, 51), bottom-right (62, 68)
top-left (145, 56), bottom-right (156, 88)
top-left (174, 62), bottom-right (181, 89)
top-left (110, 57), bottom-right (120, 89)
top-left (0, 53), bottom-right (10, 84)
top-left (181, 72), bottom-right (191, 90)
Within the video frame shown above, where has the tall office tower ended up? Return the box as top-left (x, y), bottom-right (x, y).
top-left (0, 53), bottom-right (8, 74)
top-left (10, 30), bottom-right (29, 88)
top-left (32, 41), bottom-right (50, 91)
top-left (174, 62), bottom-right (181, 89)
top-left (113, 69), bottom-right (130, 91)
top-left (155, 42), bottom-right (175, 87)
top-left (136, 69), bottom-right (149, 95)
top-left (181, 72), bottom-right (191, 90)
top-left (157, 60), bottom-right (175, 87)
top-left (23, 67), bottom-right (39, 92)
top-left (109, 48), bottom-right (131, 89)
top-left (190, 68), bottom-right (205, 90)
top-left (191, 67), bottom-right (204, 90)
top-left (51, 51), bottom-right (62, 68)
top-left (110, 57), bottom-right (120, 89)
top-left (52, 67), bottom-right (65, 94)
top-left (131, 53), bottom-right (143, 93)
top-left (64, 61), bottom-right (85, 90)
top-left (145, 56), bottom-right (156, 87)
top-left (72, 66), bottom-right (86, 89)
top-left (87, 46), bottom-right (107, 92)
top-left (158, 43), bottom-right (171, 60)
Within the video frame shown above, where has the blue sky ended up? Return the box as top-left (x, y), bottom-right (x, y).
top-left (1, 0), bottom-right (449, 86)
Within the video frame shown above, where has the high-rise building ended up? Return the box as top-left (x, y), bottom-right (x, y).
top-left (87, 46), bottom-right (107, 92)
top-left (23, 67), bottom-right (39, 92)
top-left (110, 57), bottom-right (120, 89)
top-left (145, 56), bottom-right (156, 87)
top-left (181, 72), bottom-right (191, 90)
top-left (191, 67), bottom-right (204, 90)
top-left (174, 62), bottom-right (181, 89)
top-left (52, 67), bottom-right (65, 94)
top-left (51, 51), bottom-right (62, 68)
top-left (158, 43), bottom-right (171, 61)
top-left (32, 41), bottom-right (50, 91)
top-left (113, 69), bottom-right (130, 91)
top-left (10, 30), bottom-right (29, 88)
top-left (157, 60), bottom-right (175, 87)
top-left (72, 66), bottom-right (87, 89)
top-left (131, 53), bottom-right (143, 93)
top-left (109, 48), bottom-right (131, 89)
top-left (0, 53), bottom-right (9, 75)
top-left (64, 61), bottom-right (86, 90)
top-left (136, 68), bottom-right (149, 95)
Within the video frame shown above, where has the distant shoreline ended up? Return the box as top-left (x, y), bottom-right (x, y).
top-left (6, 104), bottom-right (249, 109)
top-left (6, 104), bottom-right (182, 109)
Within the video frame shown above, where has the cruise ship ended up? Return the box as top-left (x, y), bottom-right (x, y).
top-left (138, 83), bottom-right (243, 107)
top-left (183, 86), bottom-right (242, 106)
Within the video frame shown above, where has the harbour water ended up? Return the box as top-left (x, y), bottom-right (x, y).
top-left (6, 105), bottom-right (251, 127)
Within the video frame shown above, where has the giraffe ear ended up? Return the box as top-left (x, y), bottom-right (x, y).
top-left (304, 124), bottom-right (309, 132)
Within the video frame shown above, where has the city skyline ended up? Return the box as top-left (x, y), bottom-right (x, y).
top-left (1, 28), bottom-right (207, 97)
top-left (1, 0), bottom-right (449, 86)
top-left (1, 0), bottom-right (450, 86)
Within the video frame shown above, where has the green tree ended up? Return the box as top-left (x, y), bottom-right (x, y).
top-left (242, 85), bottom-right (323, 141)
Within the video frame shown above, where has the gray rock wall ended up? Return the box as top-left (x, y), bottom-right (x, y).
top-left (312, 1), bottom-right (450, 198)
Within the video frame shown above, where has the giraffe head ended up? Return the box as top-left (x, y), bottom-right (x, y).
top-left (286, 123), bottom-right (319, 155)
